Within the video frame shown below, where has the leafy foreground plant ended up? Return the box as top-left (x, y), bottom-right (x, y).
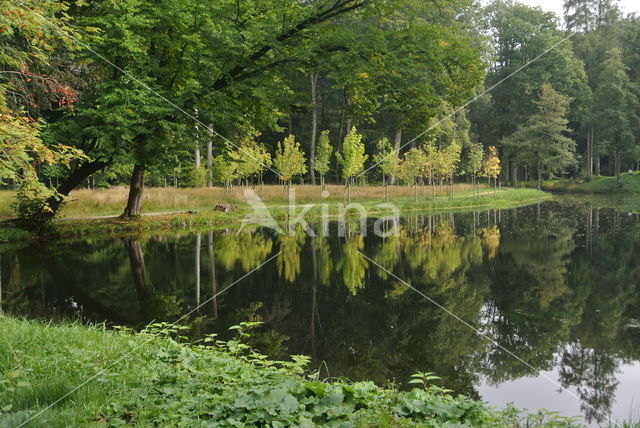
top-left (0, 317), bottom-right (582, 427)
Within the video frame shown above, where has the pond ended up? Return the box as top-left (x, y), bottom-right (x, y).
top-left (1, 199), bottom-right (639, 426)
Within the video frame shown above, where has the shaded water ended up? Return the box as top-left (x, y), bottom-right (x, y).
top-left (2, 200), bottom-right (640, 426)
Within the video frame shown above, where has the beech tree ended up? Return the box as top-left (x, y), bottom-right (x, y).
top-left (463, 142), bottom-right (484, 194)
top-left (314, 130), bottom-right (332, 191)
top-left (336, 127), bottom-right (367, 202)
top-left (400, 147), bottom-right (426, 201)
top-left (211, 152), bottom-right (237, 190)
top-left (274, 135), bottom-right (307, 193)
top-left (372, 137), bottom-right (399, 201)
top-left (0, 0), bottom-right (86, 223)
top-left (27, 0), bottom-right (385, 222)
top-left (482, 146), bottom-right (502, 191)
top-left (230, 137), bottom-right (272, 187)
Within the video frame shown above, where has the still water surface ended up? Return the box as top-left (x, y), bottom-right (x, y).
top-left (2, 200), bottom-right (639, 426)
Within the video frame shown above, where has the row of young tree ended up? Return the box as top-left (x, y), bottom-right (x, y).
top-left (209, 127), bottom-right (501, 198)
top-left (1, 0), bottom-right (639, 224)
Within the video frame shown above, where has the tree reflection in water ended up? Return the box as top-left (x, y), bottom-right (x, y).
top-left (2, 201), bottom-right (640, 422)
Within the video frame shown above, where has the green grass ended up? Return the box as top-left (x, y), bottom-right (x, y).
top-left (523, 172), bottom-right (640, 194)
top-left (0, 187), bottom-right (550, 243)
top-left (0, 185), bottom-right (546, 220)
top-left (0, 316), bottom-right (583, 427)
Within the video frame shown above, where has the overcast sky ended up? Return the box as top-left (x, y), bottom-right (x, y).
top-left (506, 0), bottom-right (640, 19)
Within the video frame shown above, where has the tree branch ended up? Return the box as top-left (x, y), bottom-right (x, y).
top-left (212, 0), bottom-right (371, 90)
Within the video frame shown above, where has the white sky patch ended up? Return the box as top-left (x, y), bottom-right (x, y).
top-left (480, 0), bottom-right (640, 19)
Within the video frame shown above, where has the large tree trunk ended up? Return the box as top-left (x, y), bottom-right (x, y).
top-left (207, 125), bottom-right (213, 187)
top-left (124, 238), bottom-right (153, 322)
top-left (389, 128), bottom-right (402, 185)
top-left (595, 156), bottom-right (601, 176)
top-left (309, 73), bottom-right (318, 185)
top-left (43, 160), bottom-right (109, 222)
top-left (123, 164), bottom-right (145, 218)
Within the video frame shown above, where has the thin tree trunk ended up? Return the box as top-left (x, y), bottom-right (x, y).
top-left (195, 233), bottom-right (201, 309)
top-left (336, 111), bottom-right (345, 183)
top-left (195, 137), bottom-right (201, 171)
top-left (586, 127), bottom-right (593, 177)
top-left (207, 125), bottom-right (213, 188)
top-left (595, 156), bottom-right (601, 176)
top-left (123, 164), bottom-right (145, 218)
top-left (309, 73), bottom-right (318, 185)
top-left (389, 128), bottom-right (402, 185)
top-left (208, 231), bottom-right (218, 319)
top-left (0, 253), bottom-right (2, 315)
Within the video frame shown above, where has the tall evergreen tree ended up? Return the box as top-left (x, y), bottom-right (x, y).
top-left (593, 48), bottom-right (639, 178)
top-left (564, 0), bottom-right (597, 32)
top-left (503, 84), bottom-right (576, 188)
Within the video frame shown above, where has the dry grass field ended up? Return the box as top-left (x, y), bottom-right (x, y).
top-left (0, 184), bottom-right (481, 219)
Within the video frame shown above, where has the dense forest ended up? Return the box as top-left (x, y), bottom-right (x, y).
top-left (1, 0), bottom-right (639, 221)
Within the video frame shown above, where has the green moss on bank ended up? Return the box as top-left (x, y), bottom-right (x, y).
top-left (0, 317), bottom-right (580, 427)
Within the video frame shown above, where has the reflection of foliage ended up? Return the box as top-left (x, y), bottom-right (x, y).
top-left (277, 227), bottom-right (307, 283)
top-left (559, 344), bottom-right (619, 425)
top-left (384, 280), bottom-right (409, 299)
top-left (8, 203), bottom-right (640, 423)
top-left (483, 206), bottom-right (579, 381)
top-left (336, 235), bottom-right (367, 295)
top-left (480, 226), bottom-right (500, 259)
top-left (372, 234), bottom-right (401, 280)
top-left (215, 231), bottom-right (273, 271)
top-left (312, 237), bottom-right (332, 286)
top-left (400, 221), bottom-right (483, 291)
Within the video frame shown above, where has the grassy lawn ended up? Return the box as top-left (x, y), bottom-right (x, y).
top-left (0, 316), bottom-right (582, 427)
top-left (0, 184), bottom-right (546, 219)
top-left (524, 172), bottom-right (640, 194)
top-left (0, 186), bottom-right (549, 243)
top-left (0, 187), bottom-right (547, 241)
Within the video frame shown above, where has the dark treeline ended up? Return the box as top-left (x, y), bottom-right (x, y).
top-left (1, 0), bottom-right (639, 222)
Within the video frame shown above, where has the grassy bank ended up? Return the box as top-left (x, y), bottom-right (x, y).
top-left (0, 316), bottom-right (582, 427)
top-left (0, 186), bottom-right (549, 242)
top-left (1, 184), bottom-right (506, 219)
top-left (524, 173), bottom-right (640, 194)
